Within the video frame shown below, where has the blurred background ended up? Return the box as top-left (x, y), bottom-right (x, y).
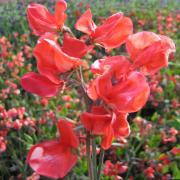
top-left (0, 0), bottom-right (179, 179)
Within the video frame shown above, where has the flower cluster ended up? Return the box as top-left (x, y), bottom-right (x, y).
top-left (0, 105), bottom-right (35, 152)
top-left (80, 31), bottom-right (175, 150)
top-left (103, 160), bottom-right (128, 179)
top-left (20, 0), bottom-right (175, 179)
top-left (157, 10), bottom-right (180, 35)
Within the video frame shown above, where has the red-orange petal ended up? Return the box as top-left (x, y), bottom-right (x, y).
top-left (80, 106), bottom-right (112, 135)
top-left (109, 72), bottom-right (150, 112)
top-left (34, 33), bottom-right (85, 76)
top-left (87, 79), bottom-right (99, 101)
top-left (94, 14), bottom-right (133, 50)
top-left (91, 56), bottom-right (131, 76)
top-left (96, 70), bottom-right (113, 103)
top-left (62, 33), bottom-right (93, 58)
top-left (112, 113), bottom-right (130, 138)
top-left (34, 33), bottom-right (61, 84)
top-left (127, 32), bottom-right (176, 75)
top-left (57, 119), bottom-right (79, 148)
top-left (55, 0), bottom-right (67, 28)
top-left (101, 126), bottom-right (114, 150)
top-left (21, 72), bottom-right (63, 97)
top-left (27, 3), bottom-right (57, 36)
top-left (126, 31), bottom-right (160, 59)
top-left (93, 13), bottom-right (123, 39)
top-left (27, 140), bottom-right (77, 179)
top-left (27, 120), bottom-right (79, 179)
top-left (74, 8), bottom-right (96, 35)
top-left (134, 41), bottom-right (169, 75)
top-left (97, 71), bottom-right (150, 113)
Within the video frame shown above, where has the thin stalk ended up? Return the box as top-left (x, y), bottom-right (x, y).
top-left (97, 148), bottom-right (105, 180)
top-left (86, 131), bottom-right (93, 180)
top-left (92, 137), bottom-right (97, 180)
top-left (125, 137), bottom-right (146, 179)
top-left (79, 66), bottom-right (86, 90)
top-left (78, 64), bottom-right (94, 179)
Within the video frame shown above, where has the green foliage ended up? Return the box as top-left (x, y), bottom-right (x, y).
top-left (148, 134), bottom-right (161, 148)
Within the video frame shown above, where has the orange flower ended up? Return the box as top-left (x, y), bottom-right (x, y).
top-left (75, 9), bottom-right (133, 50)
top-left (27, 0), bottom-right (67, 36)
top-left (27, 119), bottom-right (79, 179)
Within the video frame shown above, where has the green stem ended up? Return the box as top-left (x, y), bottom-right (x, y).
top-left (97, 148), bottom-right (105, 180)
top-left (125, 137), bottom-right (146, 179)
top-left (78, 65), bottom-right (94, 179)
top-left (92, 137), bottom-right (97, 180)
top-left (86, 131), bottom-right (93, 180)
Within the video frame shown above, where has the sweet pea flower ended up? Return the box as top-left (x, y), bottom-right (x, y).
top-left (75, 9), bottom-right (133, 50)
top-left (21, 72), bottom-right (64, 98)
top-left (21, 33), bottom-right (90, 97)
top-left (88, 56), bottom-right (150, 113)
top-left (80, 106), bottom-right (130, 149)
top-left (126, 31), bottom-right (176, 75)
top-left (27, 0), bottom-right (67, 36)
top-left (34, 33), bottom-right (88, 83)
top-left (27, 119), bottom-right (79, 179)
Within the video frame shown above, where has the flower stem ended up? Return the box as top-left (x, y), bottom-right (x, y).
top-left (97, 147), bottom-right (105, 180)
top-left (92, 137), bottom-right (97, 180)
top-left (86, 131), bottom-right (93, 180)
top-left (78, 66), bottom-right (95, 179)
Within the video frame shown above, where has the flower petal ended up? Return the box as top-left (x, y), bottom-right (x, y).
top-left (101, 126), bottom-right (114, 150)
top-left (27, 3), bottom-right (57, 36)
top-left (21, 72), bottom-right (63, 97)
top-left (97, 71), bottom-right (150, 112)
top-left (129, 33), bottom-right (176, 75)
top-left (91, 56), bottom-right (131, 76)
top-left (94, 14), bottom-right (133, 50)
top-left (62, 33), bottom-right (93, 58)
top-left (134, 41), bottom-right (169, 74)
top-left (75, 9), bottom-right (96, 35)
top-left (93, 13), bottom-right (123, 39)
top-left (113, 113), bottom-right (130, 138)
top-left (96, 70), bottom-right (113, 103)
top-left (80, 106), bottom-right (112, 135)
top-left (27, 119), bottom-right (79, 179)
top-left (34, 33), bottom-right (61, 84)
top-left (34, 33), bottom-right (85, 76)
top-left (57, 119), bottom-right (79, 148)
top-left (87, 79), bottom-right (99, 101)
top-left (27, 140), bottom-right (77, 179)
top-left (55, 0), bottom-right (67, 28)
top-left (159, 35), bottom-right (176, 51)
top-left (126, 31), bottom-right (160, 59)
top-left (108, 72), bottom-right (150, 112)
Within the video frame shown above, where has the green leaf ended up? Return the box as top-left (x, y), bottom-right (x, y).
top-left (170, 162), bottom-right (180, 179)
top-left (148, 134), bottom-right (161, 148)
top-left (162, 165), bottom-right (169, 174)
top-left (151, 112), bottom-right (160, 122)
top-left (23, 133), bottom-right (33, 144)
